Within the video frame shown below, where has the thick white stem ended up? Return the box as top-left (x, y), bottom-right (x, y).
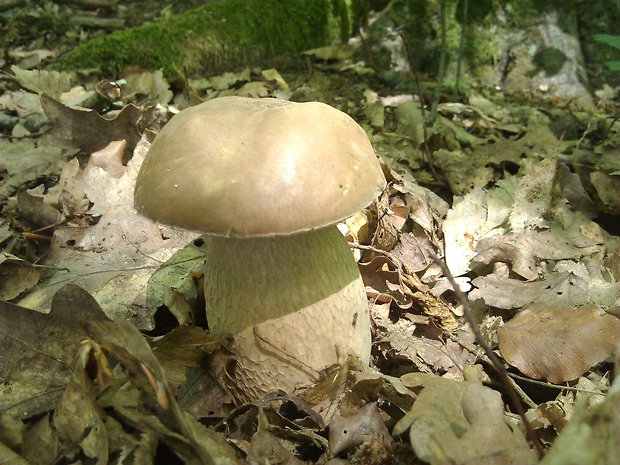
top-left (202, 225), bottom-right (370, 400)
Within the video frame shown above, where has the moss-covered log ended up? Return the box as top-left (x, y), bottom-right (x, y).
top-left (55, 0), bottom-right (363, 77)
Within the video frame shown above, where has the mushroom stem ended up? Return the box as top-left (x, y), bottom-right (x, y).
top-left (202, 225), bottom-right (370, 399)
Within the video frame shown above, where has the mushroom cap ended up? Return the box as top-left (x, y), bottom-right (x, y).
top-left (134, 96), bottom-right (385, 237)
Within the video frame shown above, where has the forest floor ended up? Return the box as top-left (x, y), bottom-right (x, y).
top-left (1, 1), bottom-right (620, 464)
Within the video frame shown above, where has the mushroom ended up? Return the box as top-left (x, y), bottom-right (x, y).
top-left (134, 96), bottom-right (386, 401)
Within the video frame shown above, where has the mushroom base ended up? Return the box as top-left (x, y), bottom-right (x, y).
top-left (202, 225), bottom-right (371, 401)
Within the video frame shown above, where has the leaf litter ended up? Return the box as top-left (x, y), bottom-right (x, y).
top-left (1, 27), bottom-right (620, 465)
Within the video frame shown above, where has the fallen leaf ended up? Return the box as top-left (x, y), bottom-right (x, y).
top-left (0, 285), bottom-right (109, 419)
top-left (470, 267), bottom-right (620, 310)
top-left (40, 94), bottom-right (145, 158)
top-left (16, 190), bottom-right (63, 227)
top-left (443, 184), bottom-right (513, 277)
top-left (11, 66), bottom-right (73, 99)
top-left (17, 137), bottom-right (196, 329)
top-left (590, 171), bottom-right (620, 214)
top-left (497, 304), bottom-right (620, 382)
top-left (373, 303), bottom-right (467, 376)
top-left (434, 383), bottom-right (537, 465)
top-left (86, 319), bottom-right (241, 464)
top-left (0, 252), bottom-right (40, 300)
top-left (540, 350), bottom-right (620, 465)
top-left (328, 402), bottom-right (391, 457)
top-left (359, 255), bottom-right (411, 307)
top-left (395, 373), bottom-right (535, 464)
top-left (248, 410), bottom-right (306, 465)
top-left (122, 69), bottom-right (173, 105)
top-left (54, 361), bottom-right (109, 464)
top-left (0, 139), bottom-right (68, 198)
top-left (151, 325), bottom-right (232, 392)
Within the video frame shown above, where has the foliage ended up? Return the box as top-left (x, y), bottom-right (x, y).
top-left (593, 34), bottom-right (620, 71)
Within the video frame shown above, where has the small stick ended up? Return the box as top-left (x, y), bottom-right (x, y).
top-left (430, 253), bottom-right (545, 457)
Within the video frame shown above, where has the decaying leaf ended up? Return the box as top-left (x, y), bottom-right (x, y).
top-left (17, 137), bottom-right (196, 328)
top-left (0, 139), bottom-right (68, 198)
top-left (443, 184), bottom-right (513, 277)
top-left (540, 350), bottom-right (620, 465)
top-left (151, 325), bottom-right (232, 392)
top-left (396, 372), bottom-right (536, 464)
top-left (473, 227), bottom-right (600, 281)
top-left (328, 402), bottom-right (391, 456)
top-left (497, 304), bottom-right (620, 382)
top-left (360, 255), bottom-right (410, 307)
top-left (145, 241), bottom-right (205, 325)
top-left (54, 345), bottom-right (110, 465)
top-left (41, 94), bottom-right (145, 158)
top-left (0, 252), bottom-right (40, 300)
top-left (526, 376), bottom-right (606, 433)
top-left (11, 65), bottom-right (73, 99)
top-left (247, 409), bottom-right (307, 465)
top-left (590, 171), bottom-right (620, 214)
top-left (85, 320), bottom-right (241, 464)
top-left (122, 69), bottom-right (173, 105)
top-left (0, 285), bottom-right (109, 418)
top-left (470, 268), bottom-right (620, 310)
top-left (373, 302), bottom-right (468, 377)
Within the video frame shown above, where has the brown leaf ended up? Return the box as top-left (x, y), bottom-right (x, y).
top-left (41, 94), bottom-right (143, 158)
top-left (359, 255), bottom-right (411, 307)
top-left (16, 190), bottom-right (63, 227)
top-left (0, 285), bottom-right (109, 418)
top-left (86, 320), bottom-right (241, 464)
top-left (328, 402), bottom-right (391, 457)
top-left (54, 367), bottom-right (109, 464)
top-left (0, 254), bottom-right (40, 300)
top-left (150, 325), bottom-right (232, 392)
top-left (497, 304), bottom-right (620, 382)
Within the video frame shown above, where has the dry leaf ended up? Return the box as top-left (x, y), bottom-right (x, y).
top-left (86, 320), bottom-right (241, 464)
top-left (328, 402), bottom-right (391, 456)
top-left (396, 374), bottom-right (535, 464)
top-left (151, 326), bottom-right (232, 392)
top-left (0, 252), bottom-right (40, 300)
top-left (540, 350), bottom-right (620, 465)
top-left (0, 285), bottom-right (110, 418)
top-left (17, 137), bottom-right (197, 328)
top-left (497, 304), bottom-right (620, 382)
top-left (11, 66), bottom-right (73, 99)
top-left (41, 94), bottom-right (145, 158)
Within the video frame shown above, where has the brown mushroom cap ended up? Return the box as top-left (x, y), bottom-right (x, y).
top-left (134, 96), bottom-right (385, 237)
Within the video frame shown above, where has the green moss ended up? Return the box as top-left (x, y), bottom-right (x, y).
top-left (56, 0), bottom-right (354, 77)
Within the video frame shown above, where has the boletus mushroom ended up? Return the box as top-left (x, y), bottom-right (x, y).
top-left (134, 96), bottom-right (386, 401)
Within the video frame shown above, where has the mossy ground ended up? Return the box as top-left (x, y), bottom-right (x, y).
top-left (55, 0), bottom-right (353, 78)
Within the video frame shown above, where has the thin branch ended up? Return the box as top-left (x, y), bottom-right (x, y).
top-left (430, 253), bottom-right (545, 457)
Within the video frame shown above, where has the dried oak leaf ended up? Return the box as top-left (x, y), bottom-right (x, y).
top-left (497, 304), bottom-right (620, 382)
top-left (41, 94), bottom-right (143, 158)
top-left (395, 374), bottom-right (535, 465)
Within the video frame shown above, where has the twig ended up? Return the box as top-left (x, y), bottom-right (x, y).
top-left (430, 253), bottom-right (545, 457)
top-left (509, 372), bottom-right (607, 395)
